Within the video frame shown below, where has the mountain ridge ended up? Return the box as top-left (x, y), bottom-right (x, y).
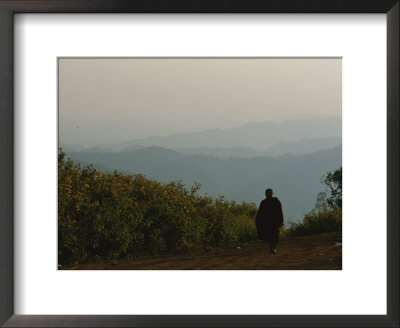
top-left (113, 117), bottom-right (341, 151)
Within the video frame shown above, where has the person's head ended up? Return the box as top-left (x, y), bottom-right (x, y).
top-left (265, 188), bottom-right (273, 198)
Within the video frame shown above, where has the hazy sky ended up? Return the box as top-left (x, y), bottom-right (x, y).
top-left (59, 58), bottom-right (341, 145)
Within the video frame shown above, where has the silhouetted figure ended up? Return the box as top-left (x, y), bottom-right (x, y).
top-left (255, 188), bottom-right (284, 254)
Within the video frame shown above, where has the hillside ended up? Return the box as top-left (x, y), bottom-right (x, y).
top-left (172, 137), bottom-right (341, 158)
top-left (66, 146), bottom-right (342, 221)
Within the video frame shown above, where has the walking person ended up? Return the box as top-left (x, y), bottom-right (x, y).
top-left (255, 188), bottom-right (284, 254)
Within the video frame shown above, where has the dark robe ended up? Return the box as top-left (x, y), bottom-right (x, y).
top-left (255, 197), bottom-right (284, 245)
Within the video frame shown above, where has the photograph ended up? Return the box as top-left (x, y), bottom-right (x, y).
top-left (1, 0), bottom-right (397, 325)
top-left (58, 57), bottom-right (342, 270)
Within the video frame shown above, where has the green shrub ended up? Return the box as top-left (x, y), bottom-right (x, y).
top-left (285, 206), bottom-right (342, 237)
top-left (58, 150), bottom-right (258, 265)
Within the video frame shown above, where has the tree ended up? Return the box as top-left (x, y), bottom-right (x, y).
top-left (314, 191), bottom-right (327, 209)
top-left (322, 167), bottom-right (342, 209)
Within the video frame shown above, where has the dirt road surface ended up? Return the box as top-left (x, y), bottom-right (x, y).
top-left (62, 232), bottom-right (342, 270)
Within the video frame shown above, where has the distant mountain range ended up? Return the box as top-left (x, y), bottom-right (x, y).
top-left (61, 117), bottom-right (342, 156)
top-left (66, 145), bottom-right (342, 222)
top-left (112, 117), bottom-right (341, 151)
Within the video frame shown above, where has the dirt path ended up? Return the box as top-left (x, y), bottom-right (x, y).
top-left (62, 232), bottom-right (342, 270)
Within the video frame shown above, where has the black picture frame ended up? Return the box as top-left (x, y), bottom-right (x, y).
top-left (0, 1), bottom-right (398, 327)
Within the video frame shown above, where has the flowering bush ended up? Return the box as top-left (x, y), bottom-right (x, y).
top-left (58, 150), bottom-right (258, 265)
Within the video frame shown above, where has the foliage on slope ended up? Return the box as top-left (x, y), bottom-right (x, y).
top-left (58, 150), bottom-right (258, 265)
top-left (285, 206), bottom-right (342, 237)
